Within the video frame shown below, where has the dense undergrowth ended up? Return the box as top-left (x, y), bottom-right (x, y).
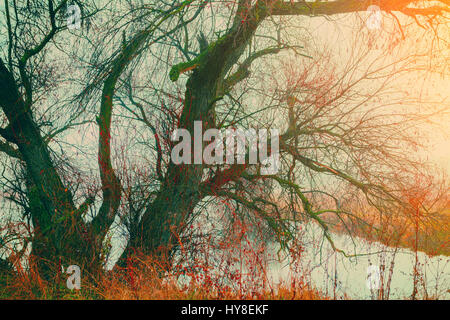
top-left (0, 254), bottom-right (326, 300)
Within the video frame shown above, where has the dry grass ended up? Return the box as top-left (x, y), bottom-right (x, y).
top-left (96, 254), bottom-right (325, 300)
top-left (0, 254), bottom-right (326, 300)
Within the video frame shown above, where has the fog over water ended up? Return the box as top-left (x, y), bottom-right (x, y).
top-left (264, 222), bottom-right (449, 299)
top-left (168, 220), bottom-right (449, 300)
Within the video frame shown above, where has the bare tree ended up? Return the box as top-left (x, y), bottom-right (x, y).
top-left (0, 0), bottom-right (448, 282)
top-left (0, 0), bottom-right (203, 278)
top-left (116, 0), bottom-right (449, 266)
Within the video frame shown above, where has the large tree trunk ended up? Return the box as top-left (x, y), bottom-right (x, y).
top-left (0, 58), bottom-right (101, 279)
top-left (120, 4), bottom-right (267, 267)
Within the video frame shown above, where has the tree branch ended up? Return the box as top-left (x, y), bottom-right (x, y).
top-left (267, 0), bottom-right (449, 17)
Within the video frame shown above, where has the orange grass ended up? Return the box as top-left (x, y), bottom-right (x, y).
top-left (0, 254), bottom-right (327, 300)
